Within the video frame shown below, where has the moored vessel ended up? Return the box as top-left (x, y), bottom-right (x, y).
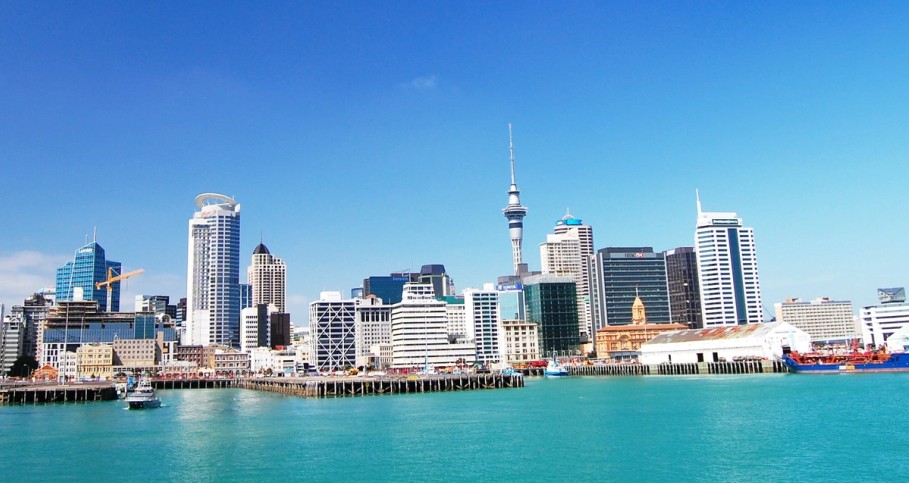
top-left (782, 349), bottom-right (909, 374)
top-left (125, 379), bottom-right (162, 409)
top-left (544, 357), bottom-right (569, 377)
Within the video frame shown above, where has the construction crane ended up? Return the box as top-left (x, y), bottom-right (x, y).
top-left (95, 267), bottom-right (144, 312)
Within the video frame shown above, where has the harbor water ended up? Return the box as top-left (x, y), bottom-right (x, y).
top-left (2, 373), bottom-right (908, 481)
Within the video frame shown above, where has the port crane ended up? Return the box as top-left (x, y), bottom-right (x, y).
top-left (95, 267), bottom-right (144, 312)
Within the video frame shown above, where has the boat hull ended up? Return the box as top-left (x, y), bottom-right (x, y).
top-left (783, 353), bottom-right (909, 374)
top-left (127, 399), bottom-right (162, 409)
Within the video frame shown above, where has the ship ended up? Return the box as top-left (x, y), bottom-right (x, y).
top-left (125, 378), bottom-right (162, 409)
top-left (782, 349), bottom-right (909, 374)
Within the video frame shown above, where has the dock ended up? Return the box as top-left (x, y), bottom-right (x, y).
top-left (0, 383), bottom-right (118, 404)
top-left (238, 373), bottom-right (525, 398)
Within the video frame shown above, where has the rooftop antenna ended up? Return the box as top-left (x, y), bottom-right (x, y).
top-left (93, 226), bottom-right (97, 243)
top-left (696, 189), bottom-right (702, 215)
top-left (508, 123), bottom-right (516, 185)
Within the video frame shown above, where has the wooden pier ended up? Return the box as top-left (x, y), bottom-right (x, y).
top-left (238, 373), bottom-right (525, 398)
top-left (0, 383), bottom-right (118, 404)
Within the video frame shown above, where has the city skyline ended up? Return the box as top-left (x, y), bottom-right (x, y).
top-left (3, 4), bottom-right (909, 321)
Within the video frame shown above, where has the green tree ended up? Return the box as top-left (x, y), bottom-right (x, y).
top-left (10, 356), bottom-right (38, 378)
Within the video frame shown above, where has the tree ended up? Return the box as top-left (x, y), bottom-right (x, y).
top-left (10, 356), bottom-right (38, 378)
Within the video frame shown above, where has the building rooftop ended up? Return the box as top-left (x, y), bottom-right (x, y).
top-left (253, 243), bottom-right (270, 255)
top-left (644, 322), bottom-right (787, 345)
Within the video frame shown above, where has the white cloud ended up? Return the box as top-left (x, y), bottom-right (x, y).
top-left (0, 251), bottom-right (69, 306)
top-left (405, 75), bottom-right (438, 90)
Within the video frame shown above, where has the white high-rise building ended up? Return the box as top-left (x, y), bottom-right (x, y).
top-left (186, 193), bottom-right (241, 347)
top-left (309, 292), bottom-right (357, 371)
top-left (355, 297), bottom-right (392, 367)
top-left (464, 286), bottom-right (504, 365)
top-left (774, 298), bottom-right (857, 343)
top-left (695, 193), bottom-right (763, 326)
top-left (247, 243), bottom-right (286, 313)
top-left (861, 302), bottom-right (909, 348)
top-left (540, 229), bottom-right (589, 339)
top-left (390, 284), bottom-right (475, 369)
top-left (240, 304), bottom-right (277, 353)
top-left (554, 212), bottom-right (594, 335)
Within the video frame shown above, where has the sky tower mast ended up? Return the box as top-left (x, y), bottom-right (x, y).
top-left (502, 123), bottom-right (528, 276)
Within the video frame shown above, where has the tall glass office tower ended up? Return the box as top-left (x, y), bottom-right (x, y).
top-left (186, 193), bottom-right (241, 347)
top-left (695, 193), bottom-right (763, 326)
top-left (55, 241), bottom-right (121, 312)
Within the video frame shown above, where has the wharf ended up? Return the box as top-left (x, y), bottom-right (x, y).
top-left (0, 383), bottom-right (118, 404)
top-left (239, 373), bottom-right (524, 398)
top-left (566, 360), bottom-right (787, 376)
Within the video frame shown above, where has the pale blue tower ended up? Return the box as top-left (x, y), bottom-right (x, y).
top-left (502, 124), bottom-right (528, 276)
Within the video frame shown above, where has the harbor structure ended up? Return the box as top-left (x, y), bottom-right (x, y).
top-left (592, 247), bottom-right (671, 330)
top-left (185, 193), bottom-right (241, 347)
top-left (663, 247), bottom-right (703, 329)
top-left (502, 124), bottom-right (529, 276)
top-left (309, 292), bottom-right (357, 371)
top-left (523, 274), bottom-right (580, 356)
top-left (595, 295), bottom-right (686, 360)
top-left (247, 242), bottom-right (287, 312)
top-left (695, 193), bottom-right (763, 326)
top-left (552, 212), bottom-right (595, 340)
top-left (390, 284), bottom-right (476, 369)
top-left (639, 321), bottom-right (810, 365)
top-left (55, 240), bottom-right (122, 312)
top-left (774, 297), bottom-right (858, 344)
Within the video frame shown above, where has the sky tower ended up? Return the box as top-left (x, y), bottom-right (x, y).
top-left (502, 123), bottom-right (528, 276)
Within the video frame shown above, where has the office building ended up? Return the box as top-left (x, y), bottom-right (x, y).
top-left (354, 297), bottom-right (392, 367)
top-left (523, 274), bottom-right (579, 356)
top-left (390, 284), bottom-right (475, 369)
top-left (309, 292), bottom-right (357, 371)
top-left (592, 247), bottom-right (671, 329)
top-left (240, 304), bottom-right (277, 353)
top-left (540, 229), bottom-right (588, 340)
top-left (419, 264), bottom-right (454, 297)
top-left (464, 286), bottom-right (504, 365)
top-left (552, 212), bottom-right (595, 338)
top-left (502, 320), bottom-right (540, 363)
top-left (55, 241), bottom-right (122, 312)
top-left (247, 243), bottom-right (287, 312)
top-left (664, 247), bottom-right (703, 329)
top-left (774, 298), bottom-right (857, 344)
top-left (362, 272), bottom-right (416, 305)
top-left (695, 194), bottom-right (763, 326)
top-left (502, 124), bottom-right (529, 276)
top-left (861, 300), bottom-right (909, 348)
top-left (186, 193), bottom-right (241, 347)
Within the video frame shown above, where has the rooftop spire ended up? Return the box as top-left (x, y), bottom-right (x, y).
top-left (696, 188), bottom-right (702, 215)
top-left (508, 123), bottom-right (516, 185)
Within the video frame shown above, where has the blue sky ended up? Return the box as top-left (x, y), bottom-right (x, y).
top-left (2, 2), bottom-right (908, 322)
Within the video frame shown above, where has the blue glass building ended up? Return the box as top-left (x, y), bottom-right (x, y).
top-left (55, 242), bottom-right (122, 312)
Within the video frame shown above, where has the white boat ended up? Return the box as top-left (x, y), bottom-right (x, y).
top-left (125, 379), bottom-right (161, 409)
top-left (544, 358), bottom-right (570, 377)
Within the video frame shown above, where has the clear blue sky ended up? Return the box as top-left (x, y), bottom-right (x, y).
top-left (2, 2), bottom-right (908, 323)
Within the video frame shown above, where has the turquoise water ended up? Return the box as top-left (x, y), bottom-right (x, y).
top-left (2, 374), bottom-right (908, 482)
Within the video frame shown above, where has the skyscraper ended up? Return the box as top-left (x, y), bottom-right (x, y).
top-left (55, 241), bottom-right (122, 312)
top-left (186, 193), bottom-right (241, 347)
top-left (309, 292), bottom-right (357, 371)
top-left (523, 274), bottom-right (579, 356)
top-left (247, 242), bottom-right (287, 312)
top-left (544, 212), bottom-right (595, 340)
top-left (592, 247), bottom-right (671, 329)
top-left (664, 247), bottom-right (703, 329)
top-left (502, 124), bottom-right (528, 276)
top-left (695, 193), bottom-right (763, 326)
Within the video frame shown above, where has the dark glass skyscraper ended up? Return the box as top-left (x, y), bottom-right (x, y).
top-left (55, 241), bottom-right (122, 312)
top-left (664, 247), bottom-right (703, 329)
top-left (592, 247), bottom-right (671, 329)
top-left (523, 275), bottom-right (579, 356)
